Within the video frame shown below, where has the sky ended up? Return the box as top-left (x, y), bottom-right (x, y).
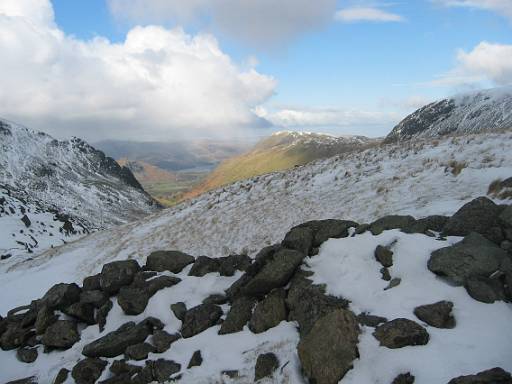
top-left (0, 0), bottom-right (511, 141)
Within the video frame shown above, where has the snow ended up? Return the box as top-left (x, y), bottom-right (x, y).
top-left (308, 230), bottom-right (512, 383)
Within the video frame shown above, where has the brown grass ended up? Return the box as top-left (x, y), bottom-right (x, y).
top-left (445, 160), bottom-right (467, 176)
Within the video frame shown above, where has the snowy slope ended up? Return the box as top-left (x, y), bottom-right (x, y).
top-left (2, 130), bottom-right (511, 307)
top-left (385, 87), bottom-right (512, 142)
top-left (0, 119), bottom-right (160, 262)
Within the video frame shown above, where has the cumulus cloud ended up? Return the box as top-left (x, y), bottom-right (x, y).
top-left (335, 7), bottom-right (404, 23)
top-left (0, 0), bottom-right (276, 141)
top-left (255, 106), bottom-right (401, 133)
top-left (433, 42), bottom-right (512, 86)
top-left (433, 0), bottom-right (512, 21)
top-left (108, 0), bottom-right (337, 47)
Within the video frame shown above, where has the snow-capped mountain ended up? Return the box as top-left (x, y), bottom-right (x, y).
top-left (0, 119), bottom-right (160, 261)
top-left (385, 87), bottom-right (512, 142)
top-left (0, 129), bottom-right (511, 384)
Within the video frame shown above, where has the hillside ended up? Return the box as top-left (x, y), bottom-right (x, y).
top-left (0, 119), bottom-right (160, 262)
top-left (182, 131), bottom-right (376, 201)
top-left (385, 87), bottom-right (512, 142)
top-left (0, 129), bottom-right (511, 382)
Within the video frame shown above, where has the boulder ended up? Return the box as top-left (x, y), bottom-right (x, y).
top-left (242, 249), bottom-right (306, 297)
top-left (202, 294), bottom-right (228, 305)
top-left (41, 320), bottom-right (79, 349)
top-left (41, 283), bottom-right (81, 310)
top-left (125, 342), bottom-right (156, 360)
top-left (0, 323), bottom-right (34, 350)
top-left (442, 197), bottom-right (504, 242)
top-left (151, 330), bottom-right (180, 353)
top-left (146, 250), bottom-right (194, 273)
top-left (188, 256), bottom-right (220, 277)
top-left (16, 347), bottom-right (38, 363)
top-left (295, 219), bottom-right (358, 247)
top-left (149, 359), bottom-right (181, 383)
top-left (465, 276), bottom-right (505, 303)
top-left (82, 274), bottom-right (101, 291)
top-left (369, 215), bottom-right (416, 235)
top-left (189, 255), bottom-right (252, 277)
top-left (71, 358), bottom-right (108, 384)
top-left (373, 318), bottom-right (429, 349)
top-left (428, 233), bottom-right (507, 285)
top-left (181, 304), bottom-right (223, 338)
top-left (35, 305), bottom-right (58, 335)
top-left (80, 290), bottom-right (109, 308)
top-left (53, 368), bottom-right (69, 384)
top-left (109, 360), bottom-right (143, 377)
top-left (254, 353), bottom-right (279, 381)
top-left (298, 309), bottom-right (359, 384)
top-left (4, 377), bottom-right (37, 384)
top-left (413, 301), bottom-right (455, 328)
top-left (499, 206), bottom-right (512, 228)
top-left (187, 350), bottom-right (203, 368)
top-left (447, 367), bottom-right (512, 384)
top-left (287, 270), bottom-right (348, 336)
top-left (100, 260), bottom-right (141, 294)
top-left (375, 245), bottom-right (393, 267)
top-left (170, 302), bottom-right (187, 321)
top-left (281, 226), bottom-right (314, 255)
top-left (249, 289), bottom-right (287, 334)
top-left (82, 321), bottom-right (151, 358)
top-left (356, 313), bottom-right (388, 328)
top-left (96, 299), bottom-right (113, 333)
top-left (219, 296), bottom-right (256, 335)
top-left (405, 215), bottom-right (449, 233)
top-left (391, 372), bottom-right (415, 384)
top-left (63, 302), bottom-right (96, 325)
top-left (117, 287), bottom-right (151, 316)
top-left (384, 278), bottom-right (401, 291)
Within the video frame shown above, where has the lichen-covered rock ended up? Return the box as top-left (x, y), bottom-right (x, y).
top-left (254, 353), bottom-right (279, 381)
top-left (375, 245), bottom-right (394, 267)
top-left (96, 299), bottom-right (113, 333)
top-left (71, 358), bottom-right (108, 384)
top-left (413, 301), bottom-right (455, 328)
top-left (369, 215), bottom-right (416, 235)
top-left (249, 289), bottom-right (287, 334)
top-left (357, 313), bottom-right (388, 328)
top-left (16, 347), bottom-right (38, 363)
top-left (41, 320), bottom-right (79, 350)
top-left (170, 302), bottom-right (187, 321)
top-left (218, 296), bottom-right (256, 335)
top-left (187, 350), bottom-right (203, 368)
top-left (40, 283), bottom-right (81, 310)
top-left (151, 330), bottom-right (180, 353)
top-left (63, 302), bottom-right (96, 325)
top-left (281, 226), bottom-right (313, 255)
top-left (35, 305), bottom-right (58, 335)
top-left (146, 250), bottom-right (194, 273)
top-left (100, 260), bottom-right (141, 294)
top-left (447, 367), bottom-right (512, 384)
top-left (125, 342), bottom-right (156, 361)
top-left (391, 372), bottom-right (415, 384)
top-left (53, 368), bottom-right (69, 384)
top-left (181, 304), bottom-right (223, 338)
top-left (298, 309), bottom-right (359, 384)
top-left (373, 318), bottom-right (429, 349)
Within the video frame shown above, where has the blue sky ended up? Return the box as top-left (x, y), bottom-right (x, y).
top-left (0, 0), bottom-right (511, 140)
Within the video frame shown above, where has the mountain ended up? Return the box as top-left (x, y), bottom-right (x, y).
top-left (182, 131), bottom-right (377, 201)
top-left (0, 119), bottom-right (160, 262)
top-left (0, 129), bottom-right (511, 383)
top-left (385, 87), bottom-right (512, 142)
top-left (116, 159), bottom-right (206, 206)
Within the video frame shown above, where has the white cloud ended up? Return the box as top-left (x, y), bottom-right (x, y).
top-left (335, 7), bottom-right (404, 23)
top-left (107, 0), bottom-right (337, 47)
top-left (0, 0), bottom-right (276, 141)
top-left (255, 106), bottom-right (401, 129)
top-left (434, 0), bottom-right (512, 21)
top-left (433, 42), bottom-right (512, 86)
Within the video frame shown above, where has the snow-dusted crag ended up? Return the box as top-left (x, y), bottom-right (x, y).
top-left (385, 87), bottom-right (512, 142)
top-left (0, 119), bottom-right (160, 261)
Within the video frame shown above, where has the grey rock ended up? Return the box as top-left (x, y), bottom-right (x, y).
top-left (295, 219), bottom-right (358, 247)
top-left (171, 302), bottom-right (187, 321)
top-left (202, 294), bottom-right (228, 305)
top-left (41, 283), bottom-right (81, 310)
top-left (41, 320), bottom-right (79, 349)
top-left (428, 233), bottom-right (507, 285)
top-left (82, 274), bottom-right (101, 291)
top-left (187, 350), bottom-right (203, 368)
top-left (110, 359), bottom-right (144, 377)
top-left (298, 309), bottom-right (360, 384)
top-left (249, 289), bottom-right (287, 334)
top-left (181, 304), bottom-right (223, 338)
top-left (52, 368), bottom-right (69, 384)
top-left (442, 197), bottom-right (504, 242)
top-left (80, 290), bottom-right (109, 308)
top-left (465, 276), bottom-right (505, 303)
top-left (242, 249), bottom-right (306, 296)
top-left (4, 376), bottom-right (38, 384)
top-left (100, 260), bottom-right (141, 294)
top-left (357, 313), bottom-right (388, 328)
top-left (0, 323), bottom-right (34, 350)
top-left (151, 330), bottom-right (180, 353)
top-left (381, 267), bottom-right (392, 281)
top-left (369, 215), bottom-right (416, 235)
top-left (392, 372), bottom-right (415, 384)
top-left (118, 287), bottom-right (150, 316)
top-left (149, 359), bottom-right (181, 383)
top-left (500, 206), bottom-right (512, 228)
top-left (71, 358), bottom-right (108, 384)
top-left (375, 245), bottom-right (393, 267)
top-left (384, 278), bottom-right (401, 291)
top-left (82, 321), bottom-right (151, 358)
top-left (222, 370), bottom-right (239, 379)
top-left (16, 347), bottom-right (38, 363)
top-left (219, 296), bottom-right (256, 335)
top-left (281, 226), bottom-right (314, 255)
top-left (35, 305), bottom-right (58, 335)
top-left (188, 256), bottom-right (220, 277)
top-left (448, 367), bottom-right (512, 384)
top-left (146, 250), bottom-right (194, 273)
top-left (373, 318), bottom-right (429, 349)
top-left (125, 342), bottom-right (156, 360)
top-left (414, 301), bottom-right (456, 328)
top-left (63, 302), bottom-right (96, 325)
top-left (254, 353), bottom-right (279, 381)
top-left (218, 254), bottom-right (252, 276)
top-left (96, 299), bottom-right (113, 333)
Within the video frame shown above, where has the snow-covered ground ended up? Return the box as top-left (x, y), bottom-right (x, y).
top-left (2, 131), bottom-right (512, 312)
